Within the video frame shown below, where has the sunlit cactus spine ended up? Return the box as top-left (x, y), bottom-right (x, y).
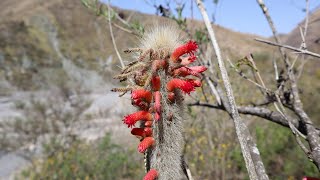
top-left (112, 26), bottom-right (207, 180)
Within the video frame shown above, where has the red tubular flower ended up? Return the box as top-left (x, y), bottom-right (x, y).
top-left (132, 89), bottom-right (152, 103)
top-left (167, 78), bottom-right (195, 94)
top-left (187, 79), bottom-right (202, 87)
top-left (138, 137), bottom-right (155, 153)
top-left (154, 91), bottom-right (161, 113)
top-left (173, 67), bottom-right (200, 77)
top-left (167, 92), bottom-right (175, 102)
top-left (132, 99), bottom-right (149, 109)
top-left (123, 111), bottom-right (152, 128)
top-left (131, 127), bottom-right (152, 138)
top-left (151, 76), bottom-right (161, 91)
top-left (144, 127), bottom-right (153, 137)
top-left (131, 128), bottom-right (146, 138)
top-left (143, 169), bottom-right (158, 180)
top-left (154, 112), bottom-right (160, 121)
top-left (181, 55), bottom-right (197, 65)
top-left (145, 121), bottom-right (153, 127)
top-left (188, 66), bottom-right (207, 73)
top-left (170, 40), bottom-right (198, 62)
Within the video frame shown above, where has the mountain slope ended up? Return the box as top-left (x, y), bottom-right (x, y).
top-left (0, 0), bottom-right (275, 91)
top-left (285, 8), bottom-right (320, 52)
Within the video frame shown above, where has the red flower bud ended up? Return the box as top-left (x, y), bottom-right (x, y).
top-left (132, 89), bottom-right (152, 103)
top-left (132, 99), bottom-right (149, 109)
top-left (167, 92), bottom-right (175, 102)
top-left (131, 127), bottom-right (152, 138)
top-left (188, 66), bottom-right (207, 73)
top-left (138, 137), bottom-right (155, 153)
top-left (187, 79), bottom-right (202, 87)
top-left (154, 91), bottom-right (161, 113)
top-left (154, 112), bottom-right (161, 121)
top-left (151, 76), bottom-right (161, 91)
top-left (131, 128), bottom-right (146, 138)
top-left (143, 169), bottom-right (158, 180)
top-left (144, 127), bottom-right (153, 137)
top-left (173, 67), bottom-right (200, 77)
top-left (123, 111), bottom-right (152, 128)
top-left (181, 55), bottom-right (197, 65)
top-left (171, 40), bottom-right (198, 62)
top-left (167, 78), bottom-right (195, 94)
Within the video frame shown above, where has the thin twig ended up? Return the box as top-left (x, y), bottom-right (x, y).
top-left (195, 0), bottom-right (269, 179)
top-left (107, 2), bottom-right (125, 68)
top-left (272, 56), bottom-right (279, 81)
top-left (205, 76), bottom-right (222, 105)
top-left (112, 22), bottom-right (141, 37)
top-left (255, 38), bottom-right (320, 59)
top-left (226, 58), bottom-right (270, 93)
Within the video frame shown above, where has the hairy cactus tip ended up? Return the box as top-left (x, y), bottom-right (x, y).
top-left (112, 25), bottom-right (207, 180)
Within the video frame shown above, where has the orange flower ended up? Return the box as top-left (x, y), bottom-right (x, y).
top-left (167, 78), bottom-right (195, 94)
top-left (138, 137), bottom-right (155, 153)
top-left (171, 40), bottom-right (198, 62)
top-left (143, 169), bottom-right (158, 180)
top-left (123, 111), bottom-right (152, 128)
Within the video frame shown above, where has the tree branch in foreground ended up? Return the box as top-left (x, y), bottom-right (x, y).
top-left (195, 0), bottom-right (269, 179)
top-left (255, 38), bottom-right (320, 59)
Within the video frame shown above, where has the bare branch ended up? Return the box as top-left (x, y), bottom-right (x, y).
top-left (195, 0), bottom-right (269, 179)
top-left (107, 2), bottom-right (125, 68)
top-left (256, 0), bottom-right (320, 170)
top-left (255, 38), bottom-right (320, 59)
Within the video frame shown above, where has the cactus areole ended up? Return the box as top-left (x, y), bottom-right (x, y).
top-left (112, 26), bottom-right (207, 180)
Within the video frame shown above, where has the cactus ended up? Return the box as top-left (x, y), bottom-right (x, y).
top-left (113, 26), bottom-right (207, 180)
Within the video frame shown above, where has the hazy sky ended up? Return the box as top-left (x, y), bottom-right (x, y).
top-left (106, 0), bottom-right (319, 37)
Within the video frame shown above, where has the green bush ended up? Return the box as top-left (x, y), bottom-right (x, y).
top-left (21, 133), bottom-right (144, 180)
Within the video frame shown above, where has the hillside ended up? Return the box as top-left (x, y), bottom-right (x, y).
top-left (285, 8), bottom-right (320, 52)
top-left (0, 0), bottom-right (274, 92)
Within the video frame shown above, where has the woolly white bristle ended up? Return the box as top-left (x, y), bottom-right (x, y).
top-left (140, 25), bottom-right (183, 51)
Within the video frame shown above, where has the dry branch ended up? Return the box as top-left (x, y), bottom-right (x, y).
top-left (255, 38), bottom-right (320, 59)
top-left (256, 0), bottom-right (320, 171)
top-left (195, 0), bottom-right (269, 179)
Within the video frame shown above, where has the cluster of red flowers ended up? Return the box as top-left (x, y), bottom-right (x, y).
top-left (120, 40), bottom-right (206, 180)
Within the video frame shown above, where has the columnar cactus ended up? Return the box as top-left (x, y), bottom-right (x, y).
top-left (112, 26), bottom-right (207, 180)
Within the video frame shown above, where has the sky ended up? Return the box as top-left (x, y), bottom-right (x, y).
top-left (105, 0), bottom-right (320, 37)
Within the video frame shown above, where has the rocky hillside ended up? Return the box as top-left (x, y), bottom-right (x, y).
top-left (0, 0), bottom-right (276, 92)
